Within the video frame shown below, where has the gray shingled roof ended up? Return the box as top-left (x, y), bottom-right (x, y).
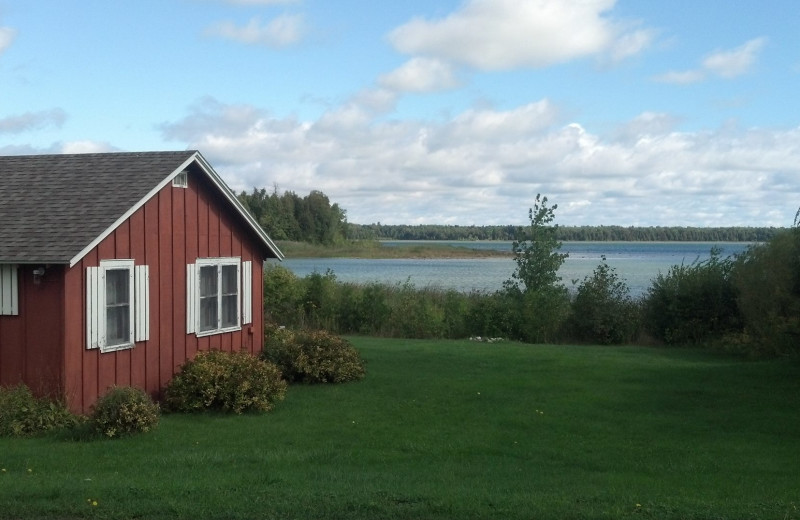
top-left (0, 151), bottom-right (197, 264)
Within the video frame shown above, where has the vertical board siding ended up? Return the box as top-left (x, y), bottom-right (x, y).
top-left (55, 170), bottom-right (268, 413)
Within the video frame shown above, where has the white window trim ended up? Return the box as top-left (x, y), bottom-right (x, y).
top-left (86, 259), bottom-right (149, 353)
top-left (0, 264), bottom-right (19, 316)
top-left (189, 257), bottom-right (242, 337)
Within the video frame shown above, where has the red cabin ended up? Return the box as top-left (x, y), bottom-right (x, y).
top-left (0, 151), bottom-right (283, 413)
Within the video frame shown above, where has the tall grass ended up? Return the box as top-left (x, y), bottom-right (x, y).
top-left (1, 339), bottom-right (798, 519)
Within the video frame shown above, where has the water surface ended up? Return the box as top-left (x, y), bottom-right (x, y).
top-left (272, 241), bottom-right (751, 298)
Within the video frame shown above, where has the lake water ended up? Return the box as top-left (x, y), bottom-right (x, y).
top-left (272, 241), bottom-right (752, 298)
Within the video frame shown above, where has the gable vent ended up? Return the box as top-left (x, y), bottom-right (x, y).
top-left (173, 170), bottom-right (188, 188)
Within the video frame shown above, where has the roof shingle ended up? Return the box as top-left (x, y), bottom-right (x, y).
top-left (0, 151), bottom-right (196, 263)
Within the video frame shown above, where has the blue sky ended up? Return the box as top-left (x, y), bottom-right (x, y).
top-left (2, 0), bottom-right (799, 226)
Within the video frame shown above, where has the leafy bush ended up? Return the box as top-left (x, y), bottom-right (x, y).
top-left (264, 263), bottom-right (305, 326)
top-left (164, 350), bottom-right (287, 414)
top-left (569, 258), bottom-right (640, 344)
top-left (0, 385), bottom-right (79, 437)
top-left (643, 248), bottom-right (741, 345)
top-left (89, 386), bottom-right (159, 439)
top-left (262, 329), bottom-right (366, 384)
top-left (733, 229), bottom-right (800, 357)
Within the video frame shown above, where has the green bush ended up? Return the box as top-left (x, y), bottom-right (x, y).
top-left (643, 248), bottom-right (741, 345)
top-left (164, 350), bottom-right (287, 414)
top-left (733, 229), bottom-right (800, 357)
top-left (569, 258), bottom-right (640, 344)
top-left (262, 329), bottom-right (366, 384)
top-left (0, 385), bottom-right (79, 437)
top-left (264, 263), bottom-right (305, 326)
top-left (89, 386), bottom-right (159, 439)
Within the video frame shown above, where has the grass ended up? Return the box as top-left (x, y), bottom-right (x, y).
top-left (276, 240), bottom-right (509, 258)
top-left (1, 338), bottom-right (799, 519)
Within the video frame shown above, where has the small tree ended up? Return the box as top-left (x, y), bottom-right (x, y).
top-left (504, 194), bottom-right (570, 343)
top-left (570, 257), bottom-right (639, 344)
top-left (504, 194), bottom-right (568, 294)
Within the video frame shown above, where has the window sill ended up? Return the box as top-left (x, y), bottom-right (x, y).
top-left (195, 325), bottom-right (242, 338)
top-left (100, 342), bottom-right (135, 354)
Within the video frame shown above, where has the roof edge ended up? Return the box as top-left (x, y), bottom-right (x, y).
top-left (68, 153), bottom-right (199, 267)
top-left (193, 153), bottom-right (285, 261)
top-left (67, 151), bottom-right (284, 267)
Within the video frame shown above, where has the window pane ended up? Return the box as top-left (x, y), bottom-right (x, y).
top-left (199, 266), bottom-right (217, 297)
top-left (200, 295), bottom-right (218, 332)
top-left (106, 269), bottom-right (129, 306)
top-left (221, 265), bottom-right (238, 294)
top-left (221, 295), bottom-right (237, 328)
top-left (107, 305), bottom-right (129, 346)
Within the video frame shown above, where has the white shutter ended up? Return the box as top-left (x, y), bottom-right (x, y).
top-left (186, 263), bottom-right (197, 334)
top-left (0, 265), bottom-right (19, 316)
top-left (134, 265), bottom-right (150, 342)
top-left (242, 260), bottom-right (252, 325)
top-left (86, 266), bottom-right (104, 349)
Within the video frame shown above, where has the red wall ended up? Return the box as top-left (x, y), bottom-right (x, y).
top-left (56, 172), bottom-right (266, 413)
top-left (0, 265), bottom-right (64, 398)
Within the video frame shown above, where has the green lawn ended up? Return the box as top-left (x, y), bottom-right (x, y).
top-left (1, 339), bottom-right (798, 519)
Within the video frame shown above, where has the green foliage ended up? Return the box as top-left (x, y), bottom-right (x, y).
top-left (643, 248), bottom-right (741, 345)
top-left (0, 385), bottom-right (79, 437)
top-left (502, 194), bottom-right (571, 343)
top-left (89, 386), bottom-right (159, 439)
top-left (732, 229), bottom-right (800, 356)
top-left (164, 350), bottom-right (287, 414)
top-left (569, 257), bottom-right (640, 344)
top-left (238, 187), bottom-right (347, 244)
top-left (348, 222), bottom-right (781, 242)
top-left (505, 194), bottom-right (568, 294)
top-left (263, 263), bottom-right (305, 325)
top-left (262, 329), bottom-right (366, 384)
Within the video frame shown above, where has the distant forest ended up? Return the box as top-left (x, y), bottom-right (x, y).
top-left (347, 223), bottom-right (782, 242)
top-left (238, 187), bottom-right (782, 244)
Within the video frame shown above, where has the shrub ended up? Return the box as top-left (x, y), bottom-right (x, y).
top-left (89, 386), bottom-right (159, 439)
top-left (0, 385), bottom-right (79, 437)
top-left (262, 329), bottom-right (366, 384)
top-left (569, 258), bottom-right (640, 344)
top-left (164, 350), bottom-right (287, 414)
top-left (264, 263), bottom-right (305, 326)
top-left (643, 248), bottom-right (741, 345)
top-left (733, 229), bottom-right (800, 357)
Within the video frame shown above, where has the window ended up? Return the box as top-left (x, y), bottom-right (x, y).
top-left (187, 258), bottom-right (252, 336)
top-left (0, 264), bottom-right (19, 316)
top-left (87, 260), bottom-right (149, 352)
top-left (105, 266), bottom-right (132, 346)
top-left (173, 170), bottom-right (188, 188)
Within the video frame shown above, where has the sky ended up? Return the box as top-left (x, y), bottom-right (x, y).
top-left (1, 0), bottom-right (799, 227)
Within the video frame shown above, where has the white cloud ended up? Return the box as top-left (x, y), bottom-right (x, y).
top-left (387, 0), bottom-right (652, 71)
top-left (654, 37), bottom-right (767, 84)
top-left (206, 14), bottom-right (304, 47)
top-left (161, 98), bottom-right (800, 227)
top-left (61, 140), bottom-right (117, 154)
top-left (702, 37), bottom-right (766, 78)
top-left (0, 26), bottom-right (16, 55)
top-left (652, 69), bottom-right (705, 85)
top-left (378, 58), bottom-right (461, 93)
top-left (0, 109), bottom-right (67, 134)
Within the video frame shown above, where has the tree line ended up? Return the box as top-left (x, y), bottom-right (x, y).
top-left (237, 187), bottom-right (348, 245)
top-left (238, 186), bottom-right (783, 244)
top-left (347, 223), bottom-right (782, 242)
